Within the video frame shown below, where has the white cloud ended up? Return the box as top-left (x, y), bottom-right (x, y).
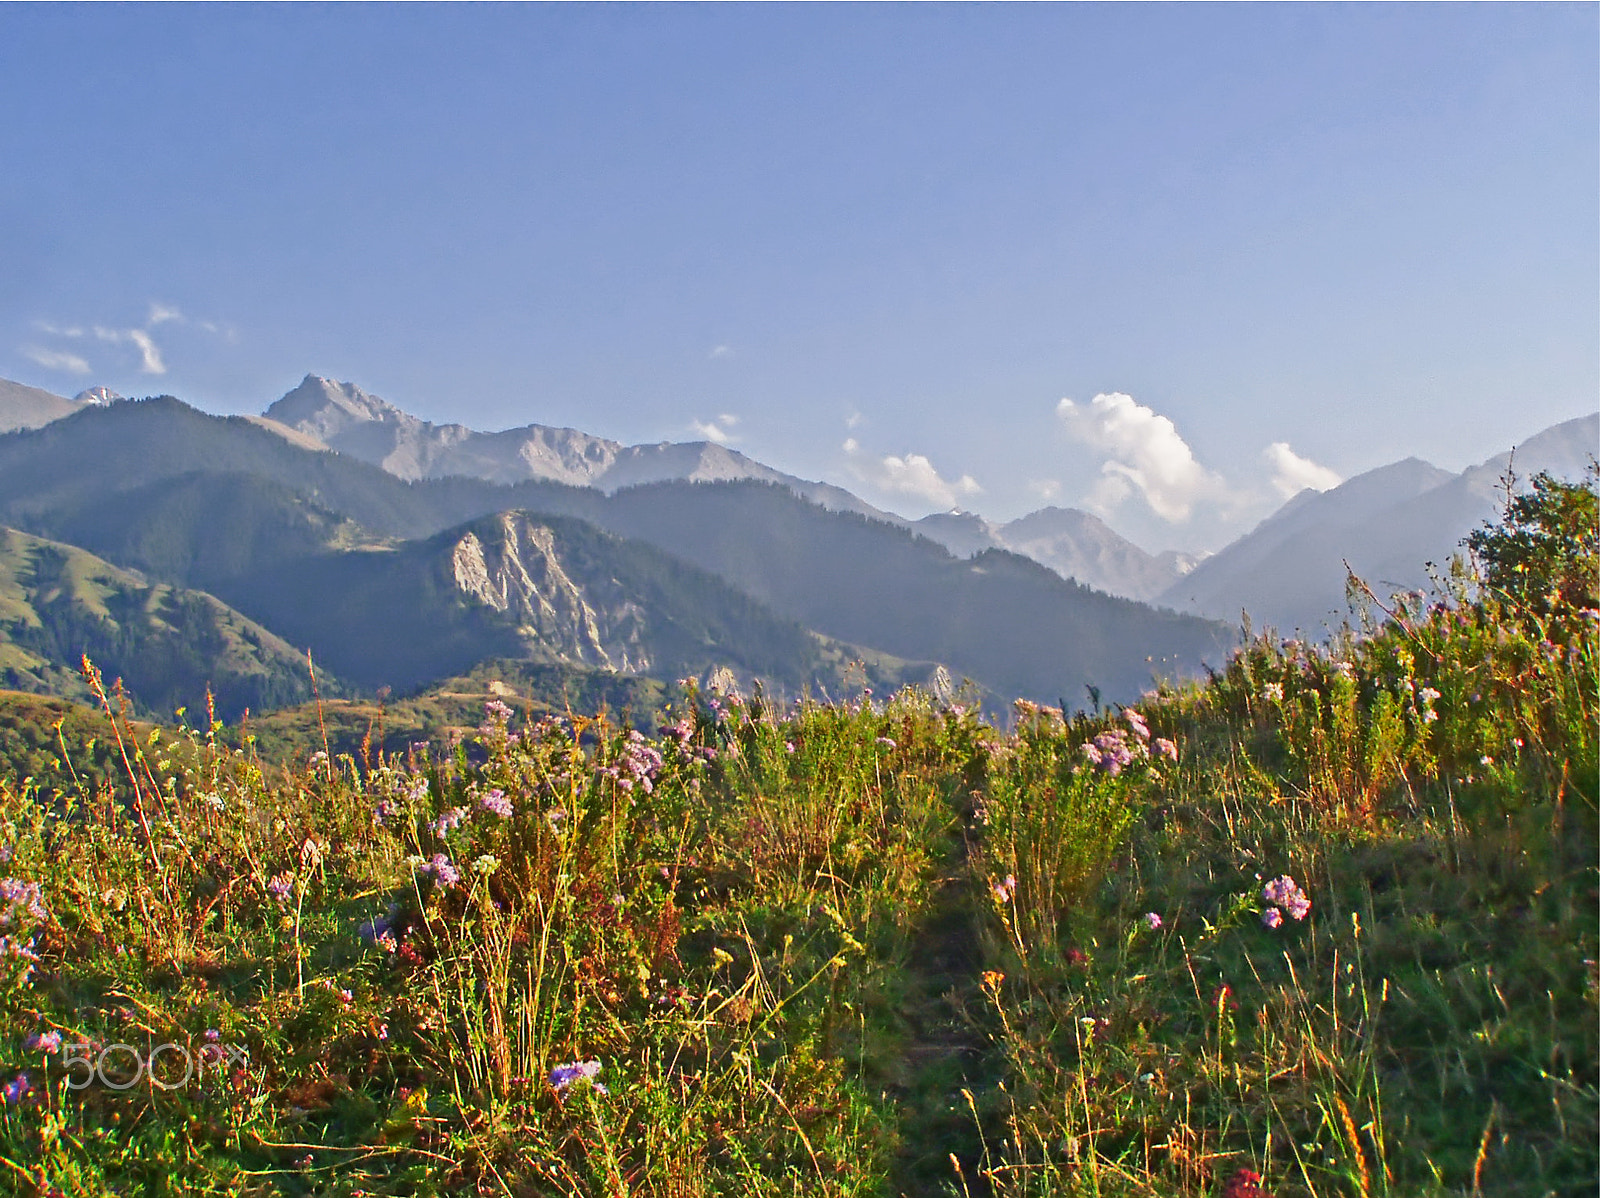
top-left (1263, 441), bottom-right (1341, 499)
top-left (690, 416), bottom-right (738, 444)
top-left (147, 302), bottom-right (183, 326)
top-left (708, 344), bottom-right (734, 360)
top-left (21, 346), bottom-right (91, 374)
top-left (94, 326), bottom-right (166, 374)
top-left (845, 410), bottom-right (864, 430)
top-left (35, 321), bottom-right (85, 338)
top-left (843, 439), bottom-right (982, 508)
top-left (1056, 392), bottom-right (1228, 523)
top-left (1028, 478), bottom-right (1061, 501)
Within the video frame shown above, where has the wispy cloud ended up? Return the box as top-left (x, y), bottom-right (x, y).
top-left (690, 414), bottom-right (740, 444)
top-left (1028, 478), bottom-right (1061, 502)
top-left (845, 410), bottom-right (864, 430)
top-left (21, 346), bottom-right (91, 375)
top-left (21, 300), bottom-right (230, 379)
top-left (1263, 441), bottom-right (1341, 499)
top-left (708, 344), bottom-right (734, 360)
top-left (94, 326), bottom-right (166, 374)
top-left (843, 438), bottom-right (982, 509)
top-left (1056, 392), bottom-right (1229, 523)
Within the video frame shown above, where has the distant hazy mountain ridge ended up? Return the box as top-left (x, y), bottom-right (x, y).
top-left (264, 375), bottom-right (894, 520)
top-left (1159, 414), bottom-right (1599, 631)
top-left (911, 505), bottom-right (1203, 601)
top-left (0, 379), bottom-right (83, 433)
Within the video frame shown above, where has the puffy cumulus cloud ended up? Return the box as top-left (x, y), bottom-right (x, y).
top-left (843, 439), bottom-right (982, 509)
top-left (1056, 392), bottom-right (1228, 523)
top-left (1263, 441), bottom-right (1341, 499)
top-left (690, 414), bottom-right (739, 444)
top-left (22, 346), bottom-right (90, 374)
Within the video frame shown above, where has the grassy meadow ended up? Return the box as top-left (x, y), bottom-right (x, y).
top-left (0, 477), bottom-right (1592, 1197)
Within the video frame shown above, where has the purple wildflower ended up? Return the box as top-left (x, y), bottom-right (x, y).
top-left (1143, 912), bottom-right (1162, 930)
top-left (549, 1058), bottom-right (603, 1092)
top-left (875, 737), bottom-right (897, 749)
top-left (266, 872), bottom-right (295, 904)
top-left (430, 808), bottom-right (467, 839)
top-left (1124, 709), bottom-right (1151, 742)
top-left (1083, 729), bottom-right (1137, 775)
top-left (419, 854), bottom-right (460, 890)
top-left (992, 875), bottom-right (1017, 904)
top-left (1, 1073), bottom-right (29, 1105)
top-left (480, 790), bottom-right (513, 818)
top-left (1153, 737), bottom-right (1178, 762)
top-left (0, 878), bottom-right (47, 928)
top-left (1261, 875), bottom-right (1311, 921)
top-left (25, 1030), bottom-right (61, 1054)
top-left (1261, 908), bottom-right (1284, 929)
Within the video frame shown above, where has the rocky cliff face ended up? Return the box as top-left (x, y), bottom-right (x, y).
top-left (449, 513), bottom-right (651, 674)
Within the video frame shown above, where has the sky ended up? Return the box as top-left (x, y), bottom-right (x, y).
top-left (2, 4), bottom-right (1595, 553)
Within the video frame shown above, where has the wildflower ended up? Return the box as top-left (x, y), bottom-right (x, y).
top-left (1221, 1168), bottom-right (1274, 1198)
top-left (25, 1030), bottom-right (60, 1054)
top-left (991, 875), bottom-right (1017, 904)
top-left (479, 790), bottom-right (513, 818)
top-left (1153, 737), bottom-right (1178, 761)
top-left (1064, 947), bottom-right (1089, 966)
top-left (483, 698), bottom-right (514, 724)
top-left (784, 741), bottom-right (795, 754)
top-left (405, 775), bottom-right (430, 804)
top-left (205, 1029), bottom-right (221, 1043)
top-left (266, 872), bottom-right (295, 904)
top-left (1, 1073), bottom-right (30, 1105)
top-left (473, 854), bottom-right (501, 875)
top-left (202, 792), bottom-right (226, 812)
top-left (0, 878), bottom-right (48, 928)
top-left (1143, 912), bottom-right (1163, 930)
top-left (1480, 755), bottom-right (1493, 768)
top-left (430, 808), bottom-right (467, 839)
top-left (1261, 875), bottom-right (1310, 921)
top-left (981, 970), bottom-right (1005, 991)
top-left (549, 1058), bottom-right (604, 1093)
top-left (545, 807), bottom-right (568, 833)
top-left (418, 854), bottom-right (460, 890)
top-left (1123, 708), bottom-right (1150, 741)
top-left (1260, 682), bottom-right (1284, 703)
top-left (875, 736), bottom-right (897, 749)
top-left (1261, 908), bottom-right (1283, 929)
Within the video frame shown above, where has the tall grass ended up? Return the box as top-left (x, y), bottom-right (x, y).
top-left (0, 474), bottom-right (1591, 1196)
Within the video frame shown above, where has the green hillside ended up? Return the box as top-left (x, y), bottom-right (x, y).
top-left (0, 526), bottom-right (337, 720)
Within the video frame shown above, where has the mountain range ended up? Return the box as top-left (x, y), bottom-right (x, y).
top-left (0, 371), bottom-right (1588, 720)
top-left (0, 386), bottom-right (1232, 715)
top-left (1157, 413), bottom-right (1598, 632)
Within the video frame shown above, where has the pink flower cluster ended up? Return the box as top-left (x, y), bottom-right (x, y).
top-left (1260, 875), bottom-right (1311, 926)
top-left (1080, 709), bottom-right (1177, 774)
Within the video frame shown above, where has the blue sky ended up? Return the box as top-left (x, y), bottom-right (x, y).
top-left (3, 4), bottom-right (1594, 551)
